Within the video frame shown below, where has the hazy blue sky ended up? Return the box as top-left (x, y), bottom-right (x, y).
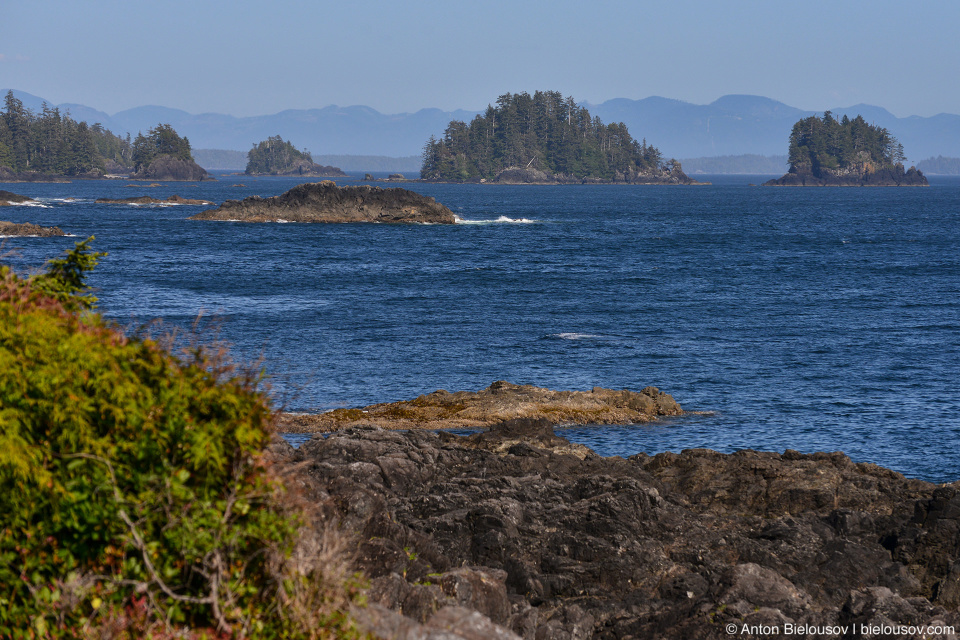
top-left (2, 0), bottom-right (957, 117)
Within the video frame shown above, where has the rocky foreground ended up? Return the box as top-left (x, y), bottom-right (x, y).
top-left (275, 419), bottom-right (960, 639)
top-left (190, 181), bottom-right (456, 224)
top-left (280, 381), bottom-right (682, 433)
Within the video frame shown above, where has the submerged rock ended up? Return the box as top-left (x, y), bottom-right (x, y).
top-left (278, 381), bottom-right (682, 433)
top-left (276, 419), bottom-right (960, 639)
top-left (190, 181), bottom-right (456, 224)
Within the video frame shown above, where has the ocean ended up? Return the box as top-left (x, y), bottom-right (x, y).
top-left (4, 173), bottom-right (959, 483)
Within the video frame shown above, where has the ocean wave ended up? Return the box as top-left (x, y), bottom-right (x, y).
top-left (454, 215), bottom-right (538, 225)
top-left (7, 201), bottom-right (52, 208)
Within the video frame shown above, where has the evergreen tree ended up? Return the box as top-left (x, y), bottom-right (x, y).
top-left (786, 112), bottom-right (905, 177)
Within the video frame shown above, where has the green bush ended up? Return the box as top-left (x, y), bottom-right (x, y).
top-left (0, 240), bottom-right (365, 638)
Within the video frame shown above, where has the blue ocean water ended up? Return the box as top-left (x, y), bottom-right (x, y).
top-left (4, 173), bottom-right (959, 482)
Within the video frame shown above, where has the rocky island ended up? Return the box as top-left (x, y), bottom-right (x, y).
top-left (245, 135), bottom-right (347, 177)
top-left (130, 124), bottom-right (213, 181)
top-left (765, 112), bottom-right (928, 186)
top-left (279, 381), bottom-right (683, 433)
top-left (189, 181), bottom-right (456, 224)
top-left (0, 220), bottom-right (65, 236)
top-left (420, 90), bottom-right (702, 185)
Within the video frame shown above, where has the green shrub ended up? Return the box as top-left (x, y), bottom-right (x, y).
top-left (0, 240), bottom-right (365, 638)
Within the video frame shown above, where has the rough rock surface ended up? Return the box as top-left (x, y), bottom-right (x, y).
top-left (278, 381), bottom-right (682, 433)
top-left (130, 154), bottom-right (213, 181)
top-left (95, 194), bottom-right (214, 205)
top-left (765, 165), bottom-right (929, 186)
top-left (0, 221), bottom-right (65, 236)
top-left (246, 159), bottom-right (347, 177)
top-left (275, 418), bottom-right (960, 639)
top-left (0, 190), bottom-right (37, 205)
top-left (190, 181), bottom-right (456, 224)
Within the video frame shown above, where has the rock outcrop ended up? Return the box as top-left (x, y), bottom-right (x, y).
top-left (190, 181), bottom-right (456, 224)
top-left (276, 419), bottom-right (960, 639)
top-left (130, 154), bottom-right (213, 181)
top-left (765, 165), bottom-right (929, 187)
top-left (0, 221), bottom-right (65, 237)
top-left (95, 194), bottom-right (214, 205)
top-left (246, 159), bottom-right (347, 178)
top-left (0, 190), bottom-right (37, 206)
top-left (279, 381), bottom-right (681, 433)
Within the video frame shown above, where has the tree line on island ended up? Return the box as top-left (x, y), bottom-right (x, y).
top-left (766, 111), bottom-right (927, 186)
top-left (420, 90), bottom-right (696, 184)
top-left (0, 91), bottom-right (209, 181)
top-left (244, 135), bottom-right (345, 177)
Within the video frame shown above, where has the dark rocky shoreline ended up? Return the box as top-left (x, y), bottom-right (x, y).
top-left (275, 418), bottom-right (960, 639)
top-left (190, 181), bottom-right (456, 224)
top-left (765, 165), bottom-right (929, 187)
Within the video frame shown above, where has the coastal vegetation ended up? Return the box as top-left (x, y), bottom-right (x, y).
top-left (0, 241), bottom-right (365, 638)
top-left (766, 112), bottom-right (927, 186)
top-left (0, 91), bottom-right (132, 177)
top-left (420, 90), bottom-right (686, 183)
top-left (245, 136), bottom-right (346, 176)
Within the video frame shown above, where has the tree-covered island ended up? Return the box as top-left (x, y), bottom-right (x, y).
top-left (0, 91), bottom-right (133, 180)
top-left (245, 135), bottom-right (347, 177)
top-left (131, 123), bottom-right (212, 181)
top-left (420, 91), bottom-right (699, 184)
top-left (765, 112), bottom-right (927, 186)
top-left (0, 91), bottom-right (209, 181)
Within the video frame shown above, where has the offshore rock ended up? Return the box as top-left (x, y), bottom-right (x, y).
top-left (0, 221), bottom-right (65, 237)
top-left (277, 420), bottom-right (960, 639)
top-left (190, 181), bottom-right (456, 224)
top-left (0, 190), bottom-right (37, 205)
top-left (130, 154), bottom-right (213, 181)
top-left (95, 194), bottom-right (214, 205)
top-left (278, 381), bottom-right (682, 433)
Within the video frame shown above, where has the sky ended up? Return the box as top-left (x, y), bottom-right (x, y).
top-left (2, 0), bottom-right (958, 118)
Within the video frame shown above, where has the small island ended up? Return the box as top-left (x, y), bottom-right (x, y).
top-left (130, 124), bottom-right (213, 181)
top-left (189, 180), bottom-right (456, 224)
top-left (245, 136), bottom-right (347, 177)
top-left (0, 220), bottom-right (65, 237)
top-left (765, 112), bottom-right (928, 186)
top-left (421, 90), bottom-right (702, 184)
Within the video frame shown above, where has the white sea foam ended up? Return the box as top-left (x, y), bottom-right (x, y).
top-left (7, 200), bottom-right (51, 208)
top-left (549, 332), bottom-right (604, 340)
top-left (454, 215), bottom-right (537, 225)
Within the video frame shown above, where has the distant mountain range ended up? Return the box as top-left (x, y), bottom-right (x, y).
top-left (4, 89), bottom-right (959, 164)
